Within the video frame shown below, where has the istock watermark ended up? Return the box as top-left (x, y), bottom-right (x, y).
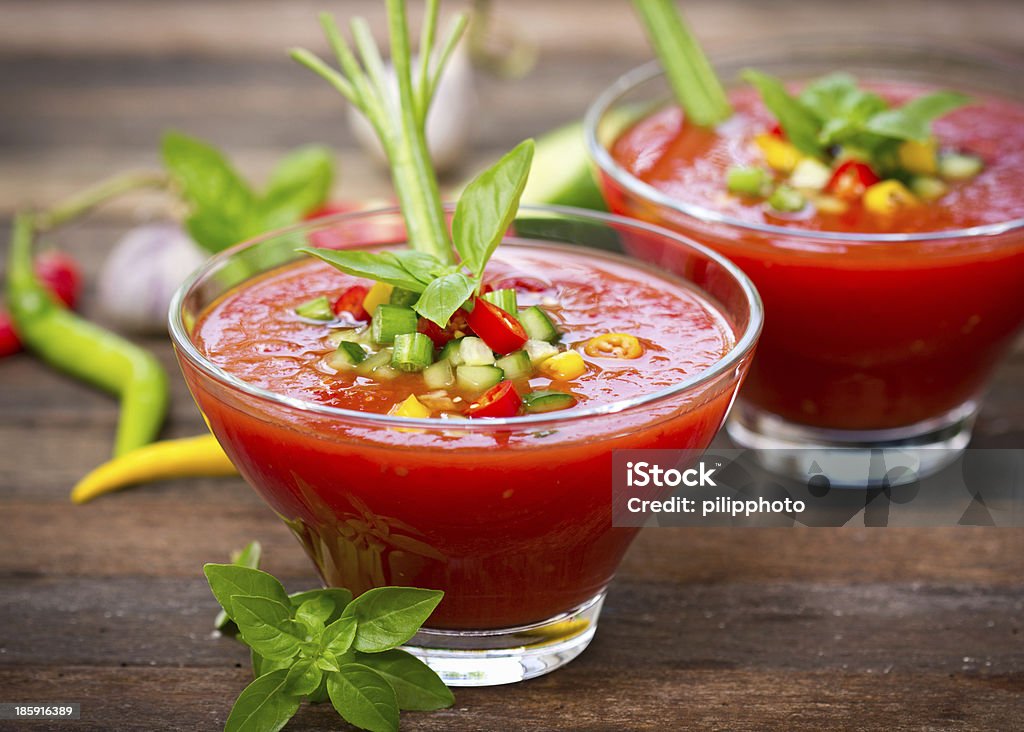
top-left (612, 448), bottom-right (1024, 528)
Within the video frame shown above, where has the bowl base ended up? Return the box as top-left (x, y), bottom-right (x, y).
top-left (727, 401), bottom-right (978, 487)
top-left (404, 592), bottom-right (605, 687)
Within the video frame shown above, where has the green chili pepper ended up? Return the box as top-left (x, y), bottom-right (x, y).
top-left (6, 213), bottom-right (168, 456)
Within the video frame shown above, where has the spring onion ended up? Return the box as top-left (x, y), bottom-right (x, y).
top-left (372, 304), bottom-right (419, 344)
top-left (482, 288), bottom-right (517, 315)
top-left (391, 331), bottom-right (435, 372)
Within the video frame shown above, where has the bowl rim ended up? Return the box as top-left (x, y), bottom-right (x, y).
top-left (584, 48), bottom-right (1024, 244)
top-left (168, 203), bottom-right (763, 431)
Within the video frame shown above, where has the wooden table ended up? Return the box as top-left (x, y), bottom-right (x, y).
top-left (2, 1), bottom-right (1022, 729)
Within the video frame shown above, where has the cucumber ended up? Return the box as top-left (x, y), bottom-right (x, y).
top-left (459, 337), bottom-right (495, 366)
top-left (524, 339), bottom-right (559, 365)
top-left (356, 349), bottom-right (398, 380)
top-left (327, 341), bottom-right (367, 370)
top-left (456, 365), bottom-right (504, 393)
top-left (439, 337), bottom-right (465, 366)
top-left (423, 359), bottom-right (455, 390)
top-left (523, 390), bottom-right (577, 414)
top-left (389, 287), bottom-right (420, 307)
top-left (519, 121), bottom-right (608, 210)
top-left (939, 152), bottom-right (983, 181)
top-left (295, 296), bottom-right (334, 321)
top-left (518, 306), bottom-right (559, 343)
top-left (495, 350), bottom-right (532, 380)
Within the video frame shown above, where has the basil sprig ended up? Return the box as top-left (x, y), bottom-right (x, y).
top-left (162, 132), bottom-right (333, 253)
top-left (742, 70), bottom-right (970, 162)
top-left (298, 138), bottom-right (535, 328)
top-left (205, 563), bottom-right (453, 732)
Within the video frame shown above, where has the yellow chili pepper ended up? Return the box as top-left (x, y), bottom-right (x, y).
top-left (863, 180), bottom-right (920, 216)
top-left (71, 434), bottom-right (237, 504)
top-left (584, 333), bottom-right (643, 359)
top-left (539, 350), bottom-right (587, 380)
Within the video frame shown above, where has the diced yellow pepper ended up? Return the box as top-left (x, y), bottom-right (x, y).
top-left (754, 133), bottom-right (801, 174)
top-left (812, 194), bottom-right (849, 215)
top-left (362, 281), bottom-right (393, 317)
top-left (539, 350), bottom-right (586, 381)
top-left (388, 394), bottom-right (432, 419)
top-left (898, 139), bottom-right (938, 175)
top-left (863, 180), bottom-right (920, 216)
top-left (584, 333), bottom-right (643, 359)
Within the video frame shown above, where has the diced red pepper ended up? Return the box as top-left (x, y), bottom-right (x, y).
top-left (464, 297), bottom-right (527, 355)
top-left (826, 161), bottom-right (881, 201)
top-left (418, 309), bottom-right (471, 348)
top-left (466, 381), bottom-right (522, 418)
top-left (333, 285), bottom-right (370, 321)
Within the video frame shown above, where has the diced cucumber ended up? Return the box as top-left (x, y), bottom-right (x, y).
top-left (939, 152), bottom-right (983, 181)
top-left (295, 296), bottom-right (334, 321)
top-left (910, 176), bottom-right (949, 202)
top-left (518, 306), bottom-right (559, 343)
top-left (456, 365), bottom-right (504, 393)
top-left (482, 288), bottom-right (517, 315)
top-left (326, 341), bottom-right (367, 370)
top-left (439, 337), bottom-right (465, 366)
top-left (524, 339), bottom-right (559, 365)
top-left (391, 332), bottom-right (434, 372)
top-left (389, 287), bottom-right (420, 307)
top-left (460, 336), bottom-right (495, 366)
top-left (789, 158), bottom-right (831, 191)
top-left (326, 327), bottom-right (372, 347)
top-left (423, 360), bottom-right (455, 390)
top-left (726, 166), bottom-right (769, 197)
top-left (768, 185), bottom-right (806, 212)
top-left (523, 390), bottom-right (577, 414)
top-left (371, 304), bottom-right (418, 345)
top-left (494, 350), bottom-right (532, 380)
top-left (356, 348), bottom-right (398, 379)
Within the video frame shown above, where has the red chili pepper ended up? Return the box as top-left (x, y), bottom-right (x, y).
top-left (768, 123), bottom-right (785, 139)
top-left (418, 309), bottom-right (471, 348)
top-left (332, 285), bottom-right (370, 321)
top-left (466, 381), bottom-right (522, 418)
top-left (0, 251), bottom-right (82, 358)
top-left (826, 160), bottom-right (880, 201)
top-left (464, 297), bottom-right (527, 355)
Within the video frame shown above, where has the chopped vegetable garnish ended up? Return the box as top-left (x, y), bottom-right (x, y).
top-left (863, 180), bottom-right (919, 215)
top-left (327, 340), bottom-right (367, 370)
top-left (392, 331), bottom-right (435, 372)
top-left (939, 152), bottom-right (984, 181)
top-left (523, 390), bottom-right (577, 414)
top-left (767, 186), bottom-right (806, 213)
top-left (539, 350), bottom-right (586, 381)
top-left (389, 394), bottom-right (432, 418)
top-left (333, 284), bottom-right (370, 320)
top-left (422, 359), bottom-right (455, 390)
top-left (898, 139), bottom-right (938, 175)
top-left (517, 306), bottom-right (559, 344)
top-left (295, 295), bottom-right (335, 321)
top-left (827, 160), bottom-right (881, 201)
top-left (726, 167), bottom-right (770, 197)
top-left (362, 281), bottom-right (394, 317)
top-left (459, 336), bottom-right (495, 366)
top-left (789, 158), bottom-right (832, 191)
top-left (754, 133), bottom-right (801, 174)
top-left (456, 364), bottom-right (504, 393)
top-left (465, 297), bottom-right (528, 354)
top-left (465, 381), bottom-right (522, 418)
top-left (584, 333), bottom-right (643, 359)
top-left (389, 287), bottom-right (421, 307)
top-left (910, 176), bottom-right (949, 202)
top-left (494, 350), bottom-right (532, 380)
top-left (372, 304), bottom-right (419, 344)
top-left (524, 339), bottom-right (558, 366)
top-left (482, 288), bottom-right (518, 316)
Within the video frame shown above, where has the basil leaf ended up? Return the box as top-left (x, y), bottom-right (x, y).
top-left (321, 616), bottom-right (358, 657)
top-left (741, 70), bottom-right (822, 157)
top-left (390, 250), bottom-right (449, 285)
top-left (204, 564), bottom-right (290, 621)
top-left (865, 91), bottom-right (970, 142)
top-left (224, 668), bottom-right (300, 732)
top-left (327, 663), bottom-right (400, 732)
top-left (251, 647), bottom-right (291, 680)
top-left (316, 652), bottom-right (342, 673)
top-left (355, 649), bottom-right (454, 711)
top-left (284, 657), bottom-right (324, 697)
top-left (290, 588), bottom-right (352, 623)
top-left (162, 131), bottom-right (261, 253)
top-left (232, 595), bottom-right (306, 661)
top-left (413, 273), bottom-right (475, 328)
top-left (215, 542), bottom-right (263, 632)
top-left (452, 139), bottom-right (534, 278)
top-left (261, 145), bottom-right (334, 228)
top-left (297, 248), bottom-right (427, 292)
top-left (341, 587), bottom-right (444, 653)
top-left (798, 73), bottom-right (888, 146)
top-left (295, 595), bottom-right (336, 633)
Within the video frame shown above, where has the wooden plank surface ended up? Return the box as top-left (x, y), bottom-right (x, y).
top-left (1, 0), bottom-right (1023, 729)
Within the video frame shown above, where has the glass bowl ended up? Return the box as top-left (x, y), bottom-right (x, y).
top-left (169, 204), bottom-right (761, 685)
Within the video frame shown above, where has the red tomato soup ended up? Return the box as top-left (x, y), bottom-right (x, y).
top-left (185, 244), bottom-right (740, 629)
top-left (604, 83), bottom-right (1024, 431)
